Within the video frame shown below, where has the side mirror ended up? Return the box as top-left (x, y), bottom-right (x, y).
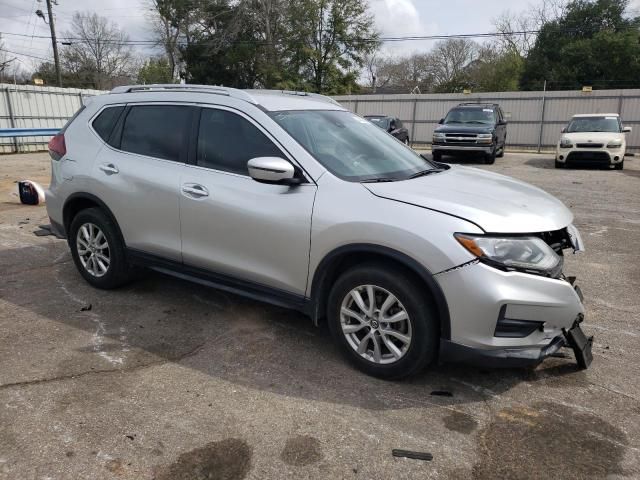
top-left (623, 126), bottom-right (632, 133)
top-left (498, 120), bottom-right (507, 126)
top-left (561, 127), bottom-right (568, 133)
top-left (247, 157), bottom-right (299, 185)
top-left (438, 118), bottom-right (444, 124)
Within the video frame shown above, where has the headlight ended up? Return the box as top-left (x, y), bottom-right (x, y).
top-left (454, 233), bottom-right (562, 276)
top-left (607, 139), bottom-right (623, 148)
top-left (559, 138), bottom-right (573, 148)
top-left (433, 132), bottom-right (445, 140)
top-left (477, 133), bottom-right (493, 144)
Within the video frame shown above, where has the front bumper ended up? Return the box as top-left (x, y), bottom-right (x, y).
top-left (432, 144), bottom-right (493, 154)
top-left (556, 146), bottom-right (624, 164)
top-left (440, 335), bottom-right (566, 368)
top-left (435, 261), bottom-right (586, 366)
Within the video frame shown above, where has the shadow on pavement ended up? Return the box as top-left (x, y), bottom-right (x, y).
top-left (0, 243), bottom-right (588, 413)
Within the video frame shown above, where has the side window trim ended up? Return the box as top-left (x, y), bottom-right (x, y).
top-left (194, 105), bottom-right (309, 182)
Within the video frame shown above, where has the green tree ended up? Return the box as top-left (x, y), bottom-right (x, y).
top-left (286, 0), bottom-right (378, 93)
top-left (468, 46), bottom-right (524, 92)
top-left (520, 0), bottom-right (640, 90)
top-left (137, 57), bottom-right (175, 84)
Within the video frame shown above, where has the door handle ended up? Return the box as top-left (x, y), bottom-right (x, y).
top-left (181, 184), bottom-right (209, 198)
top-left (99, 163), bottom-right (119, 175)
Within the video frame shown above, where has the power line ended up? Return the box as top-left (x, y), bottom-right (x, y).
top-left (0, 47), bottom-right (49, 61)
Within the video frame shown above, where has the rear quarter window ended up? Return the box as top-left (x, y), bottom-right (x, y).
top-left (92, 106), bottom-right (125, 143)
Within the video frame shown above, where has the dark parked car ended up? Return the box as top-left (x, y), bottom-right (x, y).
top-left (364, 115), bottom-right (410, 144)
top-left (431, 103), bottom-right (507, 164)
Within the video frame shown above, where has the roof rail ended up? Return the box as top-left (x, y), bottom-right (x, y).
top-left (457, 102), bottom-right (500, 107)
top-left (247, 89), bottom-right (341, 106)
top-left (109, 84), bottom-right (258, 104)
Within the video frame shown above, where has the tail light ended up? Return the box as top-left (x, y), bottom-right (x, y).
top-left (48, 133), bottom-right (66, 161)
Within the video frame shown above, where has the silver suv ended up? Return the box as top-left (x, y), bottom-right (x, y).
top-left (46, 85), bottom-right (592, 378)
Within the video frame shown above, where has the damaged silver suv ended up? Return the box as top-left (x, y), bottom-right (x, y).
top-left (46, 85), bottom-right (592, 378)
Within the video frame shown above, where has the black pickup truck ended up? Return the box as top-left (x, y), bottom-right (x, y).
top-left (431, 103), bottom-right (507, 164)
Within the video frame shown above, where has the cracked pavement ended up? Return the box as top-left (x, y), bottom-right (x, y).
top-left (1, 152), bottom-right (639, 479)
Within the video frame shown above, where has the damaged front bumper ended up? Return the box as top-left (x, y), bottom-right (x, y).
top-left (440, 316), bottom-right (593, 369)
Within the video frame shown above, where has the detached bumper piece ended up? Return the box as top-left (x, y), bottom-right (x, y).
top-left (564, 319), bottom-right (593, 369)
top-left (440, 335), bottom-right (566, 368)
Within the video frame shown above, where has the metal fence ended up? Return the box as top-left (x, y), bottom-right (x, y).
top-left (2, 85), bottom-right (640, 154)
top-left (0, 83), bottom-right (105, 153)
top-left (334, 89), bottom-right (640, 153)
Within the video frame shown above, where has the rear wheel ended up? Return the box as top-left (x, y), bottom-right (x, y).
top-left (496, 143), bottom-right (505, 158)
top-left (327, 264), bottom-right (438, 379)
top-left (69, 208), bottom-right (133, 289)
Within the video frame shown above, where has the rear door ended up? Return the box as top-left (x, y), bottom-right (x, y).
top-left (90, 103), bottom-right (192, 261)
top-left (179, 106), bottom-right (316, 296)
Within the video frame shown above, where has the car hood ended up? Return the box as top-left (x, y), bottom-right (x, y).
top-left (434, 124), bottom-right (494, 134)
top-left (363, 166), bottom-right (573, 233)
top-left (562, 131), bottom-right (624, 143)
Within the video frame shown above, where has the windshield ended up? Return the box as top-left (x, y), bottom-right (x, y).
top-left (366, 116), bottom-right (390, 130)
top-left (444, 108), bottom-right (495, 125)
top-left (270, 110), bottom-right (434, 182)
top-left (567, 116), bottom-right (621, 133)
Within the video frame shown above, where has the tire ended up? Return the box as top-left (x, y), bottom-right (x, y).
top-left (404, 138), bottom-right (410, 146)
top-left (327, 263), bottom-right (438, 379)
top-left (496, 143), bottom-right (505, 158)
top-left (555, 159), bottom-right (564, 169)
top-left (432, 151), bottom-right (442, 163)
top-left (484, 148), bottom-right (496, 164)
top-left (68, 207), bottom-right (133, 289)
top-left (614, 160), bottom-right (624, 170)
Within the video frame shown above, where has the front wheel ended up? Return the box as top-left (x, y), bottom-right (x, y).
top-left (614, 160), bottom-right (624, 170)
top-left (484, 148), bottom-right (496, 164)
top-left (327, 264), bottom-right (438, 379)
top-left (432, 151), bottom-right (442, 163)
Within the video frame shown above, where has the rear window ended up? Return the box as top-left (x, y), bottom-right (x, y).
top-left (92, 106), bottom-right (124, 143)
top-left (120, 105), bottom-right (191, 162)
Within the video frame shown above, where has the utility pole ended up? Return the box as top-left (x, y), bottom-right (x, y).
top-left (45, 0), bottom-right (62, 87)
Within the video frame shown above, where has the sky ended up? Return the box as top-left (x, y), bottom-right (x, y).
top-left (1, 0), bottom-right (640, 76)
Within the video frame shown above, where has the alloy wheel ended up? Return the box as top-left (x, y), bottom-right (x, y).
top-left (76, 222), bottom-right (110, 277)
top-left (340, 285), bottom-right (412, 365)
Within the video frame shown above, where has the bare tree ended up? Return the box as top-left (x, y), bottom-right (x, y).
top-left (148, 0), bottom-right (182, 79)
top-left (493, 0), bottom-right (568, 57)
top-left (62, 12), bottom-right (135, 89)
top-left (427, 39), bottom-right (477, 87)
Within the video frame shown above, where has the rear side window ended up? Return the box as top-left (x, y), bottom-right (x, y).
top-left (120, 105), bottom-right (191, 162)
top-left (92, 106), bottom-right (124, 143)
top-left (197, 108), bottom-right (282, 175)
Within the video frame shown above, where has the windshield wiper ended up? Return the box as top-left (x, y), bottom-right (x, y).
top-left (361, 177), bottom-right (397, 183)
top-left (464, 121), bottom-right (490, 124)
top-left (408, 169), bottom-right (444, 179)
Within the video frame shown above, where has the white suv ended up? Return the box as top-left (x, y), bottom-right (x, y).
top-left (46, 84), bottom-right (592, 378)
top-left (556, 113), bottom-right (631, 170)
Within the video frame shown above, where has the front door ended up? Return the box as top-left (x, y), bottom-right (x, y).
top-left (179, 106), bottom-right (316, 296)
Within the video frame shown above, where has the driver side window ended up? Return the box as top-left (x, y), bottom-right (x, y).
top-left (197, 108), bottom-right (283, 175)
